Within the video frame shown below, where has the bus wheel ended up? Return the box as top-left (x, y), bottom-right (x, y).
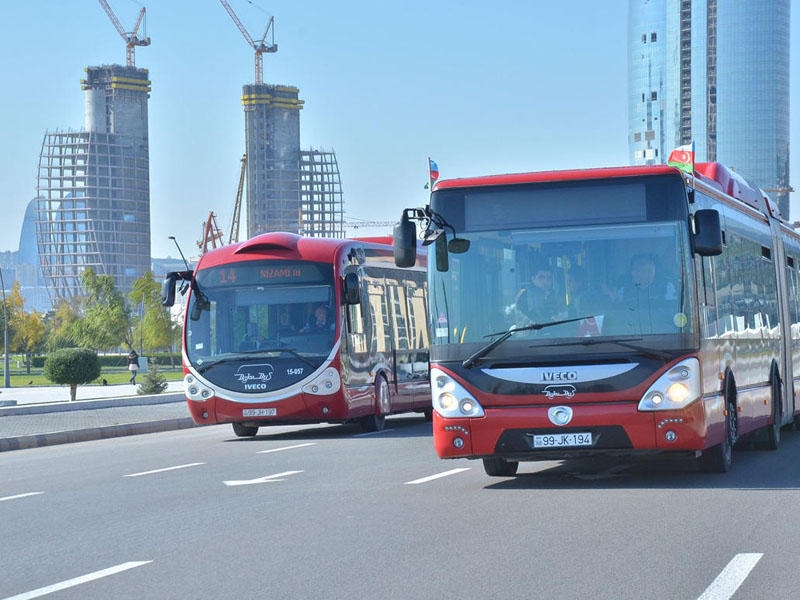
top-left (232, 422), bottom-right (259, 437)
top-left (483, 457), bottom-right (519, 477)
top-left (699, 394), bottom-right (737, 473)
top-left (360, 376), bottom-right (389, 432)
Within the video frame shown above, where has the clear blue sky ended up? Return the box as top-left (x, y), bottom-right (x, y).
top-left (1, 1), bottom-right (798, 259)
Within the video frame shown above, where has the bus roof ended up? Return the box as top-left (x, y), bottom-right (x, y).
top-left (196, 232), bottom-right (395, 269)
top-left (432, 164), bottom-right (679, 190)
top-left (432, 162), bottom-right (777, 219)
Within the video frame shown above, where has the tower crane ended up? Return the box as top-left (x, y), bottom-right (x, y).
top-left (98, 0), bottom-right (151, 67)
top-left (228, 154), bottom-right (247, 245)
top-left (218, 0), bottom-right (277, 85)
top-left (198, 212), bottom-right (225, 254)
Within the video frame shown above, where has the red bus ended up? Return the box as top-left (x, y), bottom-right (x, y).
top-left (393, 160), bottom-right (800, 475)
top-left (162, 232), bottom-right (430, 436)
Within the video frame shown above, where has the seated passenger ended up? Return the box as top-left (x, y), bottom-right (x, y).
top-left (512, 265), bottom-right (567, 325)
top-left (301, 305), bottom-right (335, 332)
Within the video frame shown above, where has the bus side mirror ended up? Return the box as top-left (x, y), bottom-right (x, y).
top-left (693, 209), bottom-right (723, 256)
top-left (343, 272), bottom-right (361, 305)
top-left (394, 214), bottom-right (417, 268)
top-left (435, 233), bottom-right (449, 272)
top-left (161, 273), bottom-right (178, 307)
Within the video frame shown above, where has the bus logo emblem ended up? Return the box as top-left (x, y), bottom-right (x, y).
top-left (543, 385), bottom-right (576, 400)
top-left (234, 363), bottom-right (275, 390)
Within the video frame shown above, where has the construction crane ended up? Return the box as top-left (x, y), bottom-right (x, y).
top-left (98, 0), bottom-right (151, 67)
top-left (344, 219), bottom-right (398, 230)
top-left (198, 212), bottom-right (225, 254)
top-left (218, 0), bottom-right (277, 85)
top-left (228, 154), bottom-right (247, 245)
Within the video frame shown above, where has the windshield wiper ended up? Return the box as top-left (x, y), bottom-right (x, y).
top-left (462, 315), bottom-right (592, 369)
top-left (547, 337), bottom-right (671, 361)
top-left (196, 356), bottom-right (239, 374)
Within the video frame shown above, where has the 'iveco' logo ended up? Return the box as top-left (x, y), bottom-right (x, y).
top-left (541, 371), bottom-right (578, 382)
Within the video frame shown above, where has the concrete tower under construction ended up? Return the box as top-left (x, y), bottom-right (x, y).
top-left (243, 83), bottom-right (304, 237)
top-left (36, 65), bottom-right (151, 301)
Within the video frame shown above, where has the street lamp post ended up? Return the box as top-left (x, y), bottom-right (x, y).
top-left (0, 268), bottom-right (9, 388)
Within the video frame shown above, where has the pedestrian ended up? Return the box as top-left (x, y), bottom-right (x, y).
top-left (127, 349), bottom-right (140, 384)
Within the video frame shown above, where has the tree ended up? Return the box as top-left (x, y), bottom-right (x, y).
top-left (43, 348), bottom-right (101, 402)
top-left (12, 311), bottom-right (45, 374)
top-left (129, 272), bottom-right (175, 354)
top-left (43, 298), bottom-right (82, 351)
top-left (137, 357), bottom-right (168, 395)
top-left (73, 269), bottom-right (132, 351)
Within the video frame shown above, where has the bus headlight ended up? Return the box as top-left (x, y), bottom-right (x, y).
top-left (638, 358), bottom-right (701, 411)
top-left (431, 368), bottom-right (484, 418)
top-left (184, 373), bottom-right (214, 402)
top-left (302, 367), bottom-right (341, 396)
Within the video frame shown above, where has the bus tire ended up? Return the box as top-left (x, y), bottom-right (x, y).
top-left (232, 422), bottom-right (259, 437)
top-left (360, 376), bottom-right (389, 432)
top-left (483, 457), bottom-right (519, 477)
top-left (699, 383), bottom-right (737, 473)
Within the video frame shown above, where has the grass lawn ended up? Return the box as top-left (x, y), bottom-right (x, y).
top-left (6, 368), bottom-right (184, 387)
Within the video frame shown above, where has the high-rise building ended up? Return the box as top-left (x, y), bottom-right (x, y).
top-left (36, 65), bottom-right (151, 301)
top-left (241, 83), bottom-right (345, 239)
top-left (243, 83), bottom-right (303, 237)
top-left (628, 0), bottom-right (791, 217)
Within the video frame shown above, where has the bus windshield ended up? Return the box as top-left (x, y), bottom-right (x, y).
top-left (429, 177), bottom-right (697, 362)
top-left (185, 260), bottom-right (336, 389)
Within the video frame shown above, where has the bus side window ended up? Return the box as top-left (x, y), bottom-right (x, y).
top-left (346, 274), bottom-right (368, 353)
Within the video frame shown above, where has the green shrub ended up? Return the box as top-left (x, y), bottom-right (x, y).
top-left (44, 348), bottom-right (102, 402)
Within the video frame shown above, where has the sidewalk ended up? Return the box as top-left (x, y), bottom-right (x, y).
top-left (0, 381), bottom-right (197, 452)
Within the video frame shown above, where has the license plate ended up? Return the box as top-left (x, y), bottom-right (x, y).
top-left (533, 432), bottom-right (592, 448)
top-left (242, 408), bottom-right (277, 417)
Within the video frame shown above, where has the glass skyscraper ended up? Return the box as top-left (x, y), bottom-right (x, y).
top-left (628, 0), bottom-right (790, 217)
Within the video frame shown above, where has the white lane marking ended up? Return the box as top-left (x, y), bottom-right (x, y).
top-left (123, 462), bottom-right (205, 478)
top-left (354, 428), bottom-right (396, 437)
top-left (0, 492), bottom-right (43, 503)
top-left (224, 470), bottom-right (303, 486)
top-left (258, 443), bottom-right (316, 454)
top-left (405, 468), bottom-right (471, 485)
top-left (2, 560), bottom-right (152, 600)
top-left (697, 553), bottom-right (763, 600)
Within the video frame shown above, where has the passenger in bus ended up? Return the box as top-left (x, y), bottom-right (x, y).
top-left (513, 265), bottom-right (567, 325)
top-left (278, 310), bottom-right (296, 335)
top-left (302, 304), bottom-right (335, 332)
top-left (565, 266), bottom-right (598, 318)
top-left (616, 253), bottom-right (676, 304)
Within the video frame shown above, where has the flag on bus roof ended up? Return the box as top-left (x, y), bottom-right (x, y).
top-left (667, 142), bottom-right (695, 174)
top-left (428, 158), bottom-right (439, 186)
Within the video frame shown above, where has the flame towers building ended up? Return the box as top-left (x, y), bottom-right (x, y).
top-left (36, 65), bottom-right (151, 301)
top-left (628, 0), bottom-right (790, 217)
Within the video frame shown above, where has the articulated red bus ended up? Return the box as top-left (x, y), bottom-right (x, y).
top-left (162, 232), bottom-right (430, 436)
top-left (394, 159), bottom-right (800, 475)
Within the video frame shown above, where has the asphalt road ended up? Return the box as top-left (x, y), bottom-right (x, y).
top-left (2, 415), bottom-right (799, 599)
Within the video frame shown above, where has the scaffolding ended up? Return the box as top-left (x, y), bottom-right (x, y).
top-left (36, 65), bottom-right (151, 302)
top-left (299, 149), bottom-right (345, 238)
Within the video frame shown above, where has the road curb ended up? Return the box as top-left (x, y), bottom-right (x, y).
top-left (0, 393), bottom-right (185, 416)
top-left (0, 417), bottom-right (198, 452)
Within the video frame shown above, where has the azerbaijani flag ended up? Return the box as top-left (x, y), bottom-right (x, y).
top-left (667, 142), bottom-right (695, 173)
top-left (428, 158), bottom-right (439, 183)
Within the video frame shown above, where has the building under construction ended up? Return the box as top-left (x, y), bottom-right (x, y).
top-left (36, 64), bottom-right (151, 301)
top-left (241, 83), bottom-right (345, 240)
